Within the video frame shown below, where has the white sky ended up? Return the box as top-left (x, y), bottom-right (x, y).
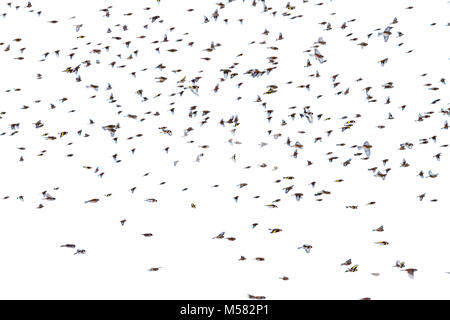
top-left (0, 0), bottom-right (449, 299)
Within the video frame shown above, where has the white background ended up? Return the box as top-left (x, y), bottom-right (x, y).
top-left (0, 0), bottom-right (449, 299)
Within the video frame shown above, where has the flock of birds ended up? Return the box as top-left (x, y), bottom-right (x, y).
top-left (0, 0), bottom-right (449, 299)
